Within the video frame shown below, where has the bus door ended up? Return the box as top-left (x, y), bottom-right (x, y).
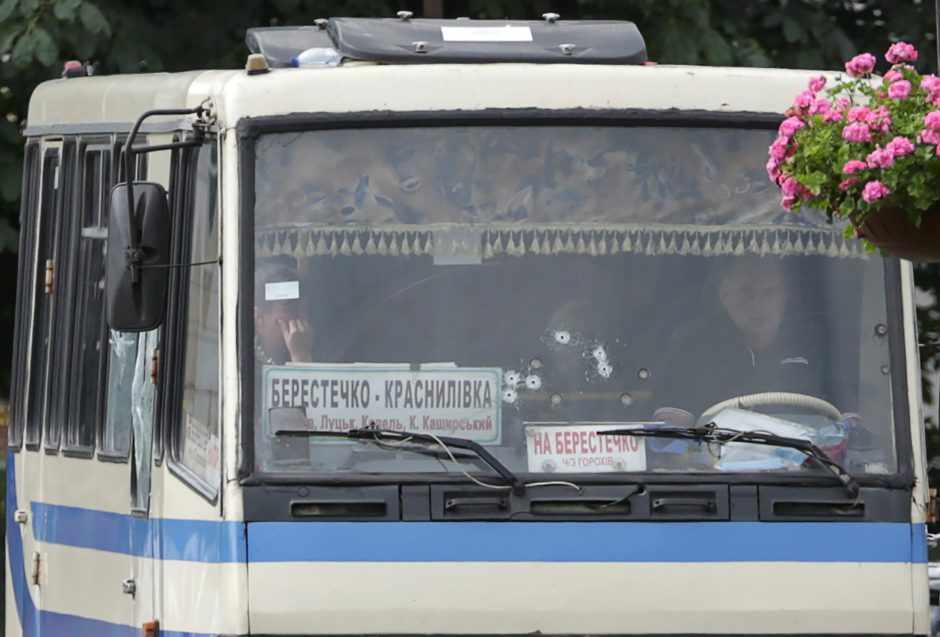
top-left (26, 140), bottom-right (68, 632)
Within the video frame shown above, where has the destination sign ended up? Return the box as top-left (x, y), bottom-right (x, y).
top-left (263, 364), bottom-right (502, 443)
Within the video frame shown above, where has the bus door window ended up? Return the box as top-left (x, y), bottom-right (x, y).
top-left (67, 146), bottom-right (111, 452)
top-left (24, 147), bottom-right (62, 448)
top-left (173, 144), bottom-right (220, 495)
top-left (9, 143), bottom-right (40, 450)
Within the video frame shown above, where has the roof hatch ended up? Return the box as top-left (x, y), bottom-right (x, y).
top-left (246, 15), bottom-right (646, 67)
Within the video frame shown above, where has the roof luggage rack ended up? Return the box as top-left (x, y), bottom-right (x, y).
top-left (246, 16), bottom-right (646, 67)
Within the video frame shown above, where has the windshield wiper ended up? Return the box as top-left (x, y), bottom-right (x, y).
top-left (278, 426), bottom-right (526, 494)
top-left (599, 423), bottom-right (860, 498)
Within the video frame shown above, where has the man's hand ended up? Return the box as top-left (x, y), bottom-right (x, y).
top-left (278, 318), bottom-right (314, 363)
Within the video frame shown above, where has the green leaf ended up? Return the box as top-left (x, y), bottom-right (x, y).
top-left (0, 26), bottom-right (21, 53)
top-left (17, 0), bottom-right (36, 17)
top-left (53, 0), bottom-right (82, 22)
top-left (10, 30), bottom-right (33, 67)
top-left (782, 16), bottom-right (804, 44)
top-left (0, 159), bottom-right (20, 202)
top-left (78, 1), bottom-right (110, 37)
top-left (32, 26), bottom-right (55, 66)
top-left (0, 0), bottom-right (17, 23)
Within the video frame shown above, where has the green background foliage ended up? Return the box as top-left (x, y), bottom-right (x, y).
top-left (0, 0), bottom-right (938, 474)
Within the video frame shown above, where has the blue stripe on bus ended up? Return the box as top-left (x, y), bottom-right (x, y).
top-left (247, 520), bottom-right (928, 563)
top-left (29, 501), bottom-right (247, 563)
top-left (7, 455), bottom-right (227, 637)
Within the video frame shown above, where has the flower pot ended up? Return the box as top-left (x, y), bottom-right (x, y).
top-left (857, 202), bottom-right (940, 262)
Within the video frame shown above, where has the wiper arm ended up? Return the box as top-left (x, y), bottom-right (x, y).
top-left (599, 423), bottom-right (860, 498)
top-left (278, 426), bottom-right (526, 494)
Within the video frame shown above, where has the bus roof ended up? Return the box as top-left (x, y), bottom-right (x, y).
top-left (25, 62), bottom-right (838, 136)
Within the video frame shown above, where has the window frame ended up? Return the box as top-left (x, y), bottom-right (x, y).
top-left (96, 137), bottom-right (150, 463)
top-left (165, 137), bottom-right (221, 502)
top-left (42, 140), bottom-right (78, 453)
top-left (9, 142), bottom-right (41, 452)
top-left (60, 140), bottom-right (115, 458)
top-left (24, 146), bottom-right (64, 451)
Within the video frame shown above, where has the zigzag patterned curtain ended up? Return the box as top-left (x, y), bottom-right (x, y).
top-left (256, 224), bottom-right (867, 260)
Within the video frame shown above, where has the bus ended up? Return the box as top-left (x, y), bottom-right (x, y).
top-left (7, 15), bottom-right (931, 636)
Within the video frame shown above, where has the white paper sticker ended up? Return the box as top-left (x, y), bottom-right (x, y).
top-left (524, 423), bottom-right (647, 473)
top-left (265, 280), bottom-right (300, 301)
top-left (440, 25), bottom-right (533, 42)
top-left (264, 363), bottom-right (502, 443)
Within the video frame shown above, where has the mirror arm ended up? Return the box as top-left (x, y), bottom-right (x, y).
top-left (123, 107), bottom-right (205, 282)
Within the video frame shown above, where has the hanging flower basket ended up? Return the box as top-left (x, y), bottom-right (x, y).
top-left (768, 41), bottom-right (940, 261)
top-left (856, 202), bottom-right (940, 261)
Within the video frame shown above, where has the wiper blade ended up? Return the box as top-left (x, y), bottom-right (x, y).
top-left (279, 426), bottom-right (525, 494)
top-left (599, 423), bottom-right (860, 498)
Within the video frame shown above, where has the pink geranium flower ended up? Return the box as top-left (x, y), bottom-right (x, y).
top-left (808, 75), bottom-right (826, 92)
top-left (923, 75), bottom-right (940, 93)
top-left (769, 136), bottom-right (791, 160)
top-left (845, 53), bottom-right (876, 77)
top-left (861, 180), bottom-right (891, 202)
top-left (781, 177), bottom-right (801, 197)
top-left (888, 80), bottom-right (912, 100)
top-left (848, 106), bottom-right (872, 122)
top-left (925, 111), bottom-right (940, 129)
top-left (843, 122), bottom-right (872, 142)
top-left (920, 128), bottom-right (940, 145)
top-left (885, 136), bottom-right (915, 157)
top-left (838, 178), bottom-right (858, 191)
top-left (766, 158), bottom-right (782, 183)
top-left (808, 97), bottom-right (830, 116)
top-left (883, 69), bottom-right (904, 83)
top-left (837, 97), bottom-right (852, 109)
top-left (823, 109), bottom-right (843, 123)
top-left (793, 90), bottom-right (814, 109)
top-left (867, 105), bottom-right (892, 132)
top-left (886, 42), bottom-right (918, 64)
top-left (781, 194), bottom-right (798, 211)
top-left (866, 147), bottom-right (894, 169)
top-left (778, 116), bottom-right (805, 137)
top-left (842, 160), bottom-right (867, 174)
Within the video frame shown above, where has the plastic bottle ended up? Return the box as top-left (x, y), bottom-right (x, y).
top-left (290, 47), bottom-right (342, 67)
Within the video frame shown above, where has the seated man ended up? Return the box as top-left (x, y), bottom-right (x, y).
top-left (254, 258), bottom-right (315, 364)
top-left (654, 256), bottom-right (824, 426)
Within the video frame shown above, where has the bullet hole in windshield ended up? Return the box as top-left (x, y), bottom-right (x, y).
top-left (554, 330), bottom-right (571, 345)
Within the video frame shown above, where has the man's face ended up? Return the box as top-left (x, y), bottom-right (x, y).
top-left (718, 262), bottom-right (787, 349)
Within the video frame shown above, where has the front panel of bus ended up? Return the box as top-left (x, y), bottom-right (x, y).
top-left (240, 115), bottom-right (927, 635)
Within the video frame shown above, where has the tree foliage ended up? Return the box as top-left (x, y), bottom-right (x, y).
top-left (0, 0), bottom-right (938, 466)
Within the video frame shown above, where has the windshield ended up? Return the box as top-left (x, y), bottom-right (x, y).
top-left (250, 124), bottom-right (898, 479)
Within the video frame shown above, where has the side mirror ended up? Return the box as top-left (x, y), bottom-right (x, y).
top-left (106, 182), bottom-right (171, 332)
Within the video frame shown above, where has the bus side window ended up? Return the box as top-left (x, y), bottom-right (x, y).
top-left (172, 144), bottom-right (220, 495)
top-left (24, 149), bottom-right (63, 449)
top-left (67, 147), bottom-right (110, 452)
top-left (99, 143), bottom-right (154, 461)
top-left (9, 143), bottom-right (41, 450)
top-left (44, 141), bottom-right (77, 451)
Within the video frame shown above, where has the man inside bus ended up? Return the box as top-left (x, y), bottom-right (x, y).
top-left (254, 257), bottom-right (316, 468)
top-left (653, 255), bottom-right (826, 427)
top-left (254, 257), bottom-right (315, 365)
